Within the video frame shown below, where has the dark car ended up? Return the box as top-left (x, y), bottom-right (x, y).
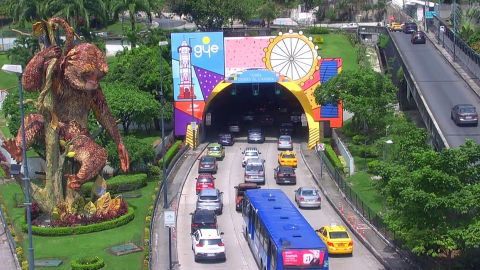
top-left (218, 133), bottom-right (234, 146)
top-left (247, 128), bottom-right (265, 143)
top-left (403, 22), bottom-right (417, 34)
top-left (198, 156), bottom-right (218, 174)
top-left (246, 18), bottom-right (265, 27)
top-left (190, 209), bottom-right (218, 233)
top-left (279, 122), bottom-right (294, 135)
top-left (411, 31), bottom-right (426, 44)
top-left (273, 166), bottom-right (297, 184)
top-left (451, 104), bottom-right (478, 126)
top-left (261, 114), bottom-right (274, 125)
top-left (234, 183), bottom-right (261, 211)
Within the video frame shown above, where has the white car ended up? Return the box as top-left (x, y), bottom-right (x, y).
top-left (241, 147), bottom-right (261, 167)
top-left (191, 229), bottom-right (226, 262)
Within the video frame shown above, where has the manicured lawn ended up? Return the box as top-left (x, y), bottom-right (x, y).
top-left (105, 21), bottom-right (146, 36)
top-left (0, 177), bottom-right (157, 270)
top-left (0, 53), bottom-right (18, 90)
top-left (315, 34), bottom-right (358, 72)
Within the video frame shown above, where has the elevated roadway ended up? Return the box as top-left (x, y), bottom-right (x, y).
top-left (390, 32), bottom-right (480, 148)
top-left (176, 139), bottom-right (385, 270)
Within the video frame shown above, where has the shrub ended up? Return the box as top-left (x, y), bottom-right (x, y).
top-left (153, 141), bottom-right (174, 165)
top-left (352, 135), bottom-right (365, 145)
top-left (71, 256), bottom-right (105, 270)
top-left (359, 146), bottom-right (378, 158)
top-left (377, 34), bottom-right (389, 49)
top-left (305, 26), bottom-right (330, 34)
top-left (22, 206), bottom-right (135, 236)
top-left (313, 36), bottom-right (324, 44)
top-left (338, 156), bottom-right (349, 175)
top-left (25, 202), bottom-right (43, 222)
top-left (324, 144), bottom-right (343, 168)
top-left (81, 174), bottom-right (147, 197)
top-left (367, 160), bottom-right (379, 173)
top-left (147, 166), bottom-right (161, 177)
top-left (158, 141), bottom-right (181, 167)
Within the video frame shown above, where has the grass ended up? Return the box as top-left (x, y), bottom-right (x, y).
top-left (314, 34), bottom-right (358, 72)
top-left (0, 53), bottom-right (18, 91)
top-left (0, 177), bottom-right (157, 270)
top-left (105, 21), bottom-right (146, 36)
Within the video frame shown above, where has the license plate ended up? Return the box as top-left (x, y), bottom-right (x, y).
top-left (284, 181), bottom-right (290, 183)
top-left (207, 253), bottom-right (215, 256)
top-left (338, 243), bottom-right (345, 247)
top-left (466, 116), bottom-right (472, 119)
top-left (308, 200), bottom-right (315, 202)
top-left (252, 176), bottom-right (258, 178)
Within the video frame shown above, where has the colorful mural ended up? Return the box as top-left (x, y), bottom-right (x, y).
top-left (171, 30), bottom-right (343, 148)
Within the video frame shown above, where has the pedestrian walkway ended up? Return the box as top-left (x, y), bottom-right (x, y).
top-left (300, 143), bottom-right (417, 270)
top-left (0, 208), bottom-right (20, 270)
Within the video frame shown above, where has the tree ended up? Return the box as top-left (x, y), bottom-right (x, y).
top-left (168, 0), bottom-right (228, 31)
top-left (313, 69), bottom-right (397, 133)
top-left (6, 0), bottom-right (54, 28)
top-left (258, 1), bottom-right (277, 29)
top-left (381, 139), bottom-right (480, 270)
top-left (111, 0), bottom-right (154, 44)
top-left (102, 82), bottom-right (168, 135)
top-left (105, 135), bottom-right (155, 174)
top-left (6, 35), bottom-right (39, 67)
top-left (224, 0), bottom-right (259, 27)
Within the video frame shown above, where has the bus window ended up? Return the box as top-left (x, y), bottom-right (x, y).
top-left (270, 242), bottom-right (277, 269)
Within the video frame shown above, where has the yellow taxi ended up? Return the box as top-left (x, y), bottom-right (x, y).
top-left (315, 224), bottom-right (353, 255)
top-left (278, 151), bottom-right (297, 167)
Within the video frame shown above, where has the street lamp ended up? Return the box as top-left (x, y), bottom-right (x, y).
top-left (453, 0), bottom-right (457, 61)
top-left (1, 64), bottom-right (34, 270)
top-left (188, 37), bottom-right (196, 150)
top-left (157, 41), bottom-right (169, 209)
top-left (382, 140), bottom-right (393, 162)
top-left (363, 109), bottom-right (371, 171)
top-left (385, 125), bottom-right (390, 137)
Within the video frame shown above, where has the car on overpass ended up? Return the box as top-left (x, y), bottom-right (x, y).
top-left (451, 104), bottom-right (479, 126)
top-left (411, 31), bottom-right (426, 44)
top-left (403, 22), bottom-right (417, 34)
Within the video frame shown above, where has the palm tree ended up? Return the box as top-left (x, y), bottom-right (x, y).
top-left (452, 6), bottom-right (480, 40)
top-left (112, 0), bottom-right (153, 34)
top-left (49, 0), bottom-right (105, 34)
top-left (361, 4), bottom-right (373, 21)
top-left (7, 0), bottom-right (55, 28)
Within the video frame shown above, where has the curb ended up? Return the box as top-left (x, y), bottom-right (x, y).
top-left (299, 146), bottom-right (393, 270)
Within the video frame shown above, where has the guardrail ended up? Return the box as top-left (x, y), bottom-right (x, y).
top-left (0, 202), bottom-right (20, 269)
top-left (388, 31), bottom-right (449, 150)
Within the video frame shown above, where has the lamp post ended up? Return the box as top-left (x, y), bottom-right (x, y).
top-left (385, 125), bottom-right (390, 137)
top-left (424, 0), bottom-right (427, 32)
top-left (437, 0), bottom-right (441, 43)
top-left (363, 109), bottom-right (371, 171)
top-left (382, 140), bottom-right (393, 162)
top-left (2, 64), bottom-right (34, 270)
top-left (453, 0), bottom-right (457, 61)
top-left (157, 41), bottom-right (169, 209)
top-left (188, 37), bottom-right (196, 150)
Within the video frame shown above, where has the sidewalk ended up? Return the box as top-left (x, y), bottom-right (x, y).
top-left (0, 216), bottom-right (19, 270)
top-left (300, 143), bottom-right (417, 270)
top-left (150, 143), bottom-right (208, 270)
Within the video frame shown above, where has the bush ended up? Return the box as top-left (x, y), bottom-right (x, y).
top-left (324, 144), bottom-right (343, 168)
top-left (377, 34), bottom-right (389, 49)
top-left (158, 141), bottom-right (181, 167)
top-left (25, 202), bottom-right (42, 222)
top-left (338, 156), bottom-right (349, 174)
top-left (81, 174), bottom-right (147, 197)
top-left (153, 141), bottom-right (174, 165)
top-left (147, 166), bottom-right (161, 177)
top-left (71, 256), bottom-right (105, 270)
top-left (352, 135), bottom-right (365, 145)
top-left (313, 36), bottom-right (324, 44)
top-left (22, 206), bottom-right (135, 236)
top-left (305, 26), bottom-right (330, 34)
top-left (367, 160), bottom-right (379, 173)
top-left (359, 146), bottom-right (378, 158)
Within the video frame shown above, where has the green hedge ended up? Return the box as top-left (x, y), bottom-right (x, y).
top-left (81, 174), bottom-right (147, 197)
top-left (157, 141), bottom-right (181, 167)
top-left (71, 256), bottom-right (105, 270)
top-left (22, 207), bottom-right (135, 236)
top-left (305, 26), bottom-right (330, 34)
top-left (324, 144), bottom-right (343, 169)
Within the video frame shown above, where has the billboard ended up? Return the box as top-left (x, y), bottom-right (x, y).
top-left (281, 249), bottom-right (327, 268)
top-left (171, 32), bottom-right (225, 135)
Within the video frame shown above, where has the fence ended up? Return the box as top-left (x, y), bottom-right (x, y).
top-left (0, 203), bottom-right (19, 269)
top-left (315, 147), bottom-right (442, 269)
top-left (331, 130), bottom-right (354, 175)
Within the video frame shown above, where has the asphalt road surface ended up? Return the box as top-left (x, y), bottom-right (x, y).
top-left (390, 32), bottom-right (480, 148)
top-left (176, 138), bottom-right (385, 270)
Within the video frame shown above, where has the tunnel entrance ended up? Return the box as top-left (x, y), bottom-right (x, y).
top-left (203, 82), bottom-right (309, 141)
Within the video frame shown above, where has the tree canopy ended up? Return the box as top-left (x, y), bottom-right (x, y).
top-left (105, 135), bottom-right (155, 174)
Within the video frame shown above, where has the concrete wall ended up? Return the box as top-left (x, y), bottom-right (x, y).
top-left (331, 129), bottom-right (355, 176)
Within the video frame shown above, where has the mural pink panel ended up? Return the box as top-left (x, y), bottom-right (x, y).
top-left (224, 37), bottom-right (271, 77)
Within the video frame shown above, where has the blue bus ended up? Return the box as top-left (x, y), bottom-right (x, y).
top-left (242, 189), bottom-right (329, 270)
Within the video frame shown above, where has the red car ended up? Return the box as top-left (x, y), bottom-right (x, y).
top-left (196, 174), bottom-right (215, 194)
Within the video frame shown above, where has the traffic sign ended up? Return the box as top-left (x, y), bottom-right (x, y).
top-left (253, 89), bottom-right (259, 96)
top-left (275, 89), bottom-right (280, 95)
top-left (316, 143), bottom-right (325, 152)
top-left (425, 11), bottom-right (436, 19)
top-left (231, 89), bottom-right (237, 95)
top-left (164, 210), bottom-right (175, 227)
top-left (191, 122), bottom-right (196, 130)
top-left (206, 113), bottom-right (211, 126)
top-left (389, 15), bottom-right (394, 21)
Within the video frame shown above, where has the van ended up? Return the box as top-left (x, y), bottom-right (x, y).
top-left (244, 158), bottom-right (266, 185)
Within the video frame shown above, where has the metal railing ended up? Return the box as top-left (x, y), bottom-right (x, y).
top-left (0, 201), bottom-right (20, 269)
top-left (315, 148), bottom-right (442, 269)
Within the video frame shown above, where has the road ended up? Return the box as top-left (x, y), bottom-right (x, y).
top-left (176, 138), bottom-right (385, 270)
top-left (390, 32), bottom-right (480, 148)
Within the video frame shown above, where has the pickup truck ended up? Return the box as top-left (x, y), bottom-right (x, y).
top-left (389, 23), bottom-right (402, 32)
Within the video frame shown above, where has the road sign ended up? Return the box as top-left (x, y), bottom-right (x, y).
top-left (231, 89), bottom-right (236, 95)
top-left (317, 143), bottom-right (325, 152)
top-left (301, 114), bottom-right (307, 127)
top-left (425, 11), bottom-right (436, 19)
top-left (253, 89), bottom-right (259, 96)
top-left (191, 122), bottom-right (196, 130)
top-left (389, 15), bottom-right (394, 21)
top-left (164, 210), bottom-right (175, 227)
top-left (275, 89), bottom-right (280, 95)
top-left (206, 113), bottom-right (211, 126)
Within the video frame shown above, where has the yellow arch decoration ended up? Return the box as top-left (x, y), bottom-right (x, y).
top-left (204, 79), bottom-right (319, 150)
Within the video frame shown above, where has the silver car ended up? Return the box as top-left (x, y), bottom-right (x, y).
top-left (451, 104), bottom-right (478, 126)
top-left (294, 187), bottom-right (321, 209)
top-left (196, 189), bottom-right (224, 215)
top-left (244, 158), bottom-right (266, 185)
top-left (277, 135), bottom-right (293, 150)
top-left (247, 128), bottom-right (265, 143)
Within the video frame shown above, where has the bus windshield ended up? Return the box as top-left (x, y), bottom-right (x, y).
top-left (281, 249), bottom-right (327, 268)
